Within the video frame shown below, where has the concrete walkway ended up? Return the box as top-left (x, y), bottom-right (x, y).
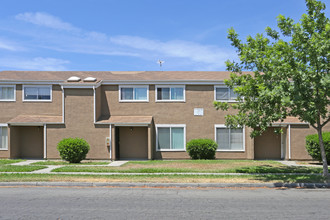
top-left (31, 165), bottom-right (64, 174)
top-left (278, 160), bottom-right (325, 167)
top-left (11, 160), bottom-right (43, 166)
top-left (108, 161), bottom-right (128, 167)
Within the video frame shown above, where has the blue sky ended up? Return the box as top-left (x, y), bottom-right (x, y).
top-left (0, 0), bottom-right (328, 71)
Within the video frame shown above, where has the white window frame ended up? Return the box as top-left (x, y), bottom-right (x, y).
top-left (119, 85), bottom-right (149, 102)
top-left (0, 124), bottom-right (8, 150)
top-left (0, 85), bottom-right (16, 102)
top-left (155, 85), bottom-right (185, 102)
top-left (22, 85), bottom-right (52, 102)
top-left (214, 86), bottom-right (238, 102)
top-left (156, 124), bottom-right (186, 151)
top-left (214, 124), bottom-right (245, 152)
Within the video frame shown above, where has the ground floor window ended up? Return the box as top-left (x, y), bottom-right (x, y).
top-left (0, 126), bottom-right (8, 150)
top-left (156, 125), bottom-right (185, 151)
top-left (215, 125), bottom-right (244, 151)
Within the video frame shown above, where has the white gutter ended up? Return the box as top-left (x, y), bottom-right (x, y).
top-left (109, 124), bottom-right (112, 160)
top-left (0, 80), bottom-right (62, 85)
top-left (61, 86), bottom-right (65, 123)
top-left (95, 123), bottom-right (150, 126)
top-left (43, 124), bottom-right (47, 159)
top-left (288, 124), bottom-right (291, 160)
top-left (93, 86), bottom-right (96, 123)
top-left (102, 80), bottom-right (226, 85)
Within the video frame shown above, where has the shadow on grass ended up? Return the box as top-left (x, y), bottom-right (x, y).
top-left (234, 165), bottom-right (322, 174)
top-left (251, 174), bottom-right (328, 183)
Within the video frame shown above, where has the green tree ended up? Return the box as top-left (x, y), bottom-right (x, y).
top-left (214, 0), bottom-right (330, 177)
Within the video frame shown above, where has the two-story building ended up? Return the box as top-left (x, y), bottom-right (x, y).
top-left (0, 71), bottom-right (326, 160)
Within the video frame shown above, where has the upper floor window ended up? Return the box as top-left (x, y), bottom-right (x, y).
top-left (0, 85), bottom-right (15, 101)
top-left (214, 86), bottom-right (237, 102)
top-left (215, 125), bottom-right (244, 151)
top-left (119, 85), bottom-right (148, 102)
top-left (23, 85), bottom-right (52, 101)
top-left (156, 85), bottom-right (185, 102)
top-left (0, 125), bottom-right (8, 150)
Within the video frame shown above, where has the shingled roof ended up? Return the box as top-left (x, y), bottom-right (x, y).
top-left (0, 71), bottom-right (250, 82)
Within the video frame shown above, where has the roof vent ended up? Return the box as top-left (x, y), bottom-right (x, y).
top-left (83, 77), bottom-right (97, 82)
top-left (67, 76), bottom-right (81, 82)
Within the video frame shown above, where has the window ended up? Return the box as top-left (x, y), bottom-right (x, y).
top-left (214, 86), bottom-right (237, 101)
top-left (23, 86), bottom-right (52, 101)
top-left (156, 86), bottom-right (185, 101)
top-left (215, 125), bottom-right (244, 151)
top-left (0, 85), bottom-right (15, 101)
top-left (0, 126), bottom-right (8, 150)
top-left (119, 86), bottom-right (148, 101)
top-left (156, 125), bottom-right (186, 151)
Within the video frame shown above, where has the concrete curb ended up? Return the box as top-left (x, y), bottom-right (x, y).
top-left (0, 182), bottom-right (329, 188)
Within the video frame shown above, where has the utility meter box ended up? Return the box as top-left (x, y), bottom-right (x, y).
top-left (106, 137), bottom-right (110, 147)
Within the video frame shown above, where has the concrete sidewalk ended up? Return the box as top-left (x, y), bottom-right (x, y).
top-left (0, 181), bottom-right (329, 189)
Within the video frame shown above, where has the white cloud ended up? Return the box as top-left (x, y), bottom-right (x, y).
top-left (110, 36), bottom-right (235, 67)
top-left (15, 12), bottom-right (79, 31)
top-left (0, 57), bottom-right (69, 71)
top-left (0, 39), bottom-right (25, 51)
top-left (9, 12), bottom-right (236, 70)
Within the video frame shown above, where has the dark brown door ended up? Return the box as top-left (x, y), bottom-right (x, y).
top-left (19, 126), bottom-right (44, 159)
top-left (118, 127), bottom-right (148, 159)
top-left (254, 128), bottom-right (281, 159)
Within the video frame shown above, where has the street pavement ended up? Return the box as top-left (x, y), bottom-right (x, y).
top-left (0, 186), bottom-right (329, 219)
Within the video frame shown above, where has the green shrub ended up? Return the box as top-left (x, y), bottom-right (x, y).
top-left (305, 132), bottom-right (330, 163)
top-left (186, 139), bottom-right (218, 160)
top-left (57, 138), bottom-right (90, 163)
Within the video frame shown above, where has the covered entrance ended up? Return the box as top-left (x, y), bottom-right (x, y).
top-left (254, 127), bottom-right (282, 160)
top-left (7, 115), bottom-right (62, 159)
top-left (115, 126), bottom-right (148, 159)
top-left (9, 126), bottom-right (44, 159)
top-left (98, 115), bottom-right (153, 160)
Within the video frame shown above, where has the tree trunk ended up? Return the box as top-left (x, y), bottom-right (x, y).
top-left (317, 127), bottom-right (329, 178)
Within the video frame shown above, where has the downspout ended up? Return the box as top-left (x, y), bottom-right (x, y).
top-left (61, 86), bottom-right (65, 123)
top-left (288, 124), bottom-right (291, 160)
top-left (109, 124), bottom-right (112, 160)
top-left (43, 124), bottom-right (47, 159)
top-left (93, 86), bottom-right (96, 124)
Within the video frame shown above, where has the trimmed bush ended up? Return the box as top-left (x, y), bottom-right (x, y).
top-left (186, 139), bottom-right (218, 160)
top-left (305, 132), bottom-right (330, 163)
top-left (57, 138), bottom-right (90, 163)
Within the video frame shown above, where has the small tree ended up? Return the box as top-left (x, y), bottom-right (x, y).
top-left (214, 0), bottom-right (330, 177)
top-left (57, 138), bottom-right (90, 163)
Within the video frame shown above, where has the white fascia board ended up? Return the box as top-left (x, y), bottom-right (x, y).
top-left (94, 122), bottom-right (150, 126)
top-left (60, 80), bottom-right (102, 89)
top-left (8, 122), bottom-right (65, 126)
top-left (102, 80), bottom-right (225, 85)
top-left (272, 122), bottom-right (309, 126)
top-left (0, 81), bottom-right (62, 85)
top-left (60, 84), bottom-right (98, 89)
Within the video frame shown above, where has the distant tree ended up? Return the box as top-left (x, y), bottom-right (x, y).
top-left (214, 0), bottom-right (330, 177)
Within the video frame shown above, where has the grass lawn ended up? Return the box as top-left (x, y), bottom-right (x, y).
top-left (0, 159), bottom-right (25, 165)
top-left (52, 160), bottom-right (323, 174)
top-left (0, 173), bottom-right (327, 183)
top-left (0, 165), bottom-right (47, 172)
top-left (32, 161), bottom-right (110, 166)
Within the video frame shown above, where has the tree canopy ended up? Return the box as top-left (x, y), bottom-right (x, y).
top-left (214, 0), bottom-right (330, 177)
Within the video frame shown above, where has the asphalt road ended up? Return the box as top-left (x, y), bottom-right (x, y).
top-left (0, 186), bottom-right (329, 219)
